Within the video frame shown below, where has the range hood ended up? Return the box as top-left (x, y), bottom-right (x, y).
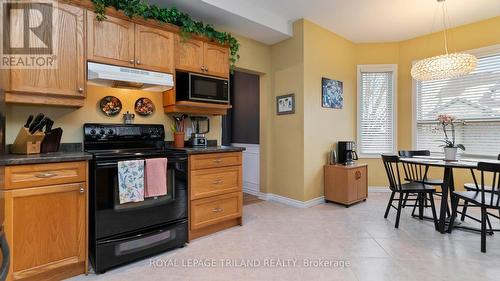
top-left (87, 62), bottom-right (174, 92)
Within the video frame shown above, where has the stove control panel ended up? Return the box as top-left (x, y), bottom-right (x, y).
top-left (84, 124), bottom-right (165, 141)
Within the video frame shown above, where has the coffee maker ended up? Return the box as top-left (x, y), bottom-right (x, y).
top-left (337, 141), bottom-right (359, 165)
top-left (189, 116), bottom-right (210, 147)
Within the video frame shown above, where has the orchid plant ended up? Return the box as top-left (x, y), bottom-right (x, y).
top-left (437, 114), bottom-right (466, 151)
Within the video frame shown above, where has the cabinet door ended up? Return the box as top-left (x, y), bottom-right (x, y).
top-left (134, 25), bottom-right (174, 73)
top-left (9, 3), bottom-right (85, 98)
top-left (203, 42), bottom-right (229, 78)
top-left (174, 35), bottom-right (204, 73)
top-left (4, 183), bottom-right (86, 280)
top-left (87, 11), bottom-right (135, 67)
top-left (356, 167), bottom-right (368, 200)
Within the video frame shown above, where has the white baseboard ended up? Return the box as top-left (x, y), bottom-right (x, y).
top-left (368, 186), bottom-right (390, 192)
top-left (246, 191), bottom-right (325, 208)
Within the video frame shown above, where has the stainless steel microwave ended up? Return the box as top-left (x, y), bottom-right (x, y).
top-left (175, 72), bottom-right (229, 104)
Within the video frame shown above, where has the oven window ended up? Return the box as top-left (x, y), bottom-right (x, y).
top-left (194, 79), bottom-right (218, 97)
top-left (115, 229), bottom-right (176, 256)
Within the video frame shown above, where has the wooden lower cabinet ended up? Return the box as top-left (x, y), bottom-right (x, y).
top-left (188, 152), bottom-right (243, 240)
top-left (324, 164), bottom-right (368, 207)
top-left (1, 161), bottom-right (88, 281)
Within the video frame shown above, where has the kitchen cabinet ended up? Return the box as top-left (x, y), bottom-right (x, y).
top-left (6, 3), bottom-right (86, 107)
top-left (188, 152), bottom-right (243, 240)
top-left (324, 164), bottom-right (368, 207)
top-left (87, 11), bottom-right (135, 67)
top-left (87, 12), bottom-right (174, 73)
top-left (175, 35), bottom-right (230, 78)
top-left (1, 161), bottom-right (88, 281)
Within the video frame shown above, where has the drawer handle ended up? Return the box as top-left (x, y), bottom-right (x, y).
top-left (212, 207), bottom-right (223, 213)
top-left (212, 179), bottom-right (224, 184)
top-left (355, 171), bottom-right (362, 180)
top-left (212, 159), bottom-right (222, 163)
top-left (35, 172), bottom-right (57, 178)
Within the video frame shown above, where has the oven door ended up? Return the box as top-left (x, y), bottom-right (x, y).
top-left (189, 73), bottom-right (229, 103)
top-left (91, 155), bottom-right (188, 240)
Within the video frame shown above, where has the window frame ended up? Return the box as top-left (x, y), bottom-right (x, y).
top-left (357, 64), bottom-right (398, 158)
top-left (412, 44), bottom-right (500, 158)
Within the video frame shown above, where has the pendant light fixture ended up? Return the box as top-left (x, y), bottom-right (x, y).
top-left (411, 0), bottom-right (477, 81)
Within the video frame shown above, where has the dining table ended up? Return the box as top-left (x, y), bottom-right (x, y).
top-left (400, 156), bottom-right (500, 233)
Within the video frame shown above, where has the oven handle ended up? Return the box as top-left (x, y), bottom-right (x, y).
top-left (99, 224), bottom-right (176, 244)
top-left (96, 157), bottom-right (187, 168)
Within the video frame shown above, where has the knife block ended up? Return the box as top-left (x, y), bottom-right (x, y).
top-left (11, 127), bottom-right (45, 154)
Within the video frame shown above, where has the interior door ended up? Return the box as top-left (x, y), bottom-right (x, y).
top-left (10, 3), bottom-right (86, 98)
top-left (174, 35), bottom-right (204, 73)
top-left (134, 25), bottom-right (174, 73)
top-left (87, 11), bottom-right (135, 67)
top-left (203, 42), bottom-right (229, 78)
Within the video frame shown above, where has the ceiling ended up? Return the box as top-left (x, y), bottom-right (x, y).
top-left (147, 0), bottom-right (500, 44)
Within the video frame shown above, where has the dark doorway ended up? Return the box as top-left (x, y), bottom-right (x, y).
top-left (222, 71), bottom-right (260, 145)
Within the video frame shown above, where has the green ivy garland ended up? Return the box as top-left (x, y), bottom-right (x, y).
top-left (91, 0), bottom-right (240, 69)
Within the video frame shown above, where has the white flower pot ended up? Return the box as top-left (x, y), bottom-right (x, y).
top-left (444, 147), bottom-right (458, 161)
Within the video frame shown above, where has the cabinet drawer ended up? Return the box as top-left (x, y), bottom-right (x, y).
top-left (190, 152), bottom-right (241, 170)
top-left (190, 192), bottom-right (242, 230)
top-left (4, 161), bottom-right (87, 190)
top-left (191, 166), bottom-right (242, 200)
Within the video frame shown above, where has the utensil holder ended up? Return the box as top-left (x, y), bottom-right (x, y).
top-left (173, 132), bottom-right (185, 148)
top-left (11, 127), bottom-right (45, 154)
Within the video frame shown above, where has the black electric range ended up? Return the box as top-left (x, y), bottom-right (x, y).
top-left (84, 124), bottom-right (188, 273)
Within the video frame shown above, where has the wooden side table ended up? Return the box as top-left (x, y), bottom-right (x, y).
top-left (324, 163), bottom-right (368, 207)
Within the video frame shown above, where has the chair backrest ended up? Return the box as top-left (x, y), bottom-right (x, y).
top-left (398, 150), bottom-right (431, 158)
top-left (476, 162), bottom-right (500, 207)
top-left (498, 154), bottom-right (500, 161)
top-left (382, 155), bottom-right (403, 192)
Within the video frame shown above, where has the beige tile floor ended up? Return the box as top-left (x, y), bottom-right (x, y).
top-left (67, 192), bottom-right (500, 281)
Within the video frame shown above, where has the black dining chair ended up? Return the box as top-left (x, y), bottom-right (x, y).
top-left (460, 154), bottom-right (500, 222)
top-left (449, 161), bottom-right (500, 252)
top-left (382, 155), bottom-right (439, 229)
top-left (398, 150), bottom-right (446, 215)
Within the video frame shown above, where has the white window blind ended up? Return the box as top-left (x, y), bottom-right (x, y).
top-left (358, 65), bottom-right (397, 156)
top-left (415, 47), bottom-right (500, 156)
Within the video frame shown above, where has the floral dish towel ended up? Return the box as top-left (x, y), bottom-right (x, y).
top-left (118, 160), bottom-right (145, 204)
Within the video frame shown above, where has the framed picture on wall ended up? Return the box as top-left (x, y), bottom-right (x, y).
top-left (276, 94), bottom-right (295, 115)
top-left (322, 77), bottom-right (343, 109)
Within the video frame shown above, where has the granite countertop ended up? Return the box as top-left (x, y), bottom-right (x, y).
top-left (0, 143), bottom-right (92, 166)
top-left (166, 145), bottom-right (245, 155)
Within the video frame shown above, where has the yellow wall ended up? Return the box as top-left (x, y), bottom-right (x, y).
top-left (5, 85), bottom-right (221, 144)
top-left (303, 20), bottom-right (357, 200)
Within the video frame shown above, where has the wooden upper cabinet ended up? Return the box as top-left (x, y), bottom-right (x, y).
top-left (175, 35), bottom-right (204, 73)
top-left (9, 3), bottom-right (85, 100)
top-left (87, 11), bottom-right (135, 67)
top-left (175, 36), bottom-right (230, 78)
top-left (135, 25), bottom-right (174, 73)
top-left (203, 42), bottom-right (230, 78)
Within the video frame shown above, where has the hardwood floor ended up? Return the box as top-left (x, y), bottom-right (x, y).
top-left (243, 192), bottom-right (262, 205)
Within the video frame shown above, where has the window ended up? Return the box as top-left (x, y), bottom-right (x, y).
top-left (414, 45), bottom-right (500, 157)
top-left (357, 65), bottom-right (397, 157)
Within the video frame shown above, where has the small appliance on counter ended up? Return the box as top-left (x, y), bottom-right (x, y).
top-left (337, 141), bottom-right (359, 166)
top-left (188, 116), bottom-right (210, 147)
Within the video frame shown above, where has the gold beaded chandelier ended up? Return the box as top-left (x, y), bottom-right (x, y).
top-left (411, 0), bottom-right (477, 81)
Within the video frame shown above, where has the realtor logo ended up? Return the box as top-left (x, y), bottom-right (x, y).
top-left (1, 0), bottom-right (58, 69)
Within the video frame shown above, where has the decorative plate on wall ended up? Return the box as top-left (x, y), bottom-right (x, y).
top-left (99, 96), bottom-right (122, 116)
top-left (135, 97), bottom-right (155, 116)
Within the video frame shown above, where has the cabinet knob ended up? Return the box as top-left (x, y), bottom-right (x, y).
top-left (200, 66), bottom-right (205, 71)
top-left (129, 59), bottom-right (135, 64)
top-left (136, 60), bottom-right (141, 65)
top-left (204, 66), bottom-right (208, 71)
top-left (78, 87), bottom-right (84, 93)
top-left (212, 207), bottom-right (223, 213)
top-left (79, 185), bottom-right (85, 194)
top-left (355, 171), bottom-right (362, 180)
